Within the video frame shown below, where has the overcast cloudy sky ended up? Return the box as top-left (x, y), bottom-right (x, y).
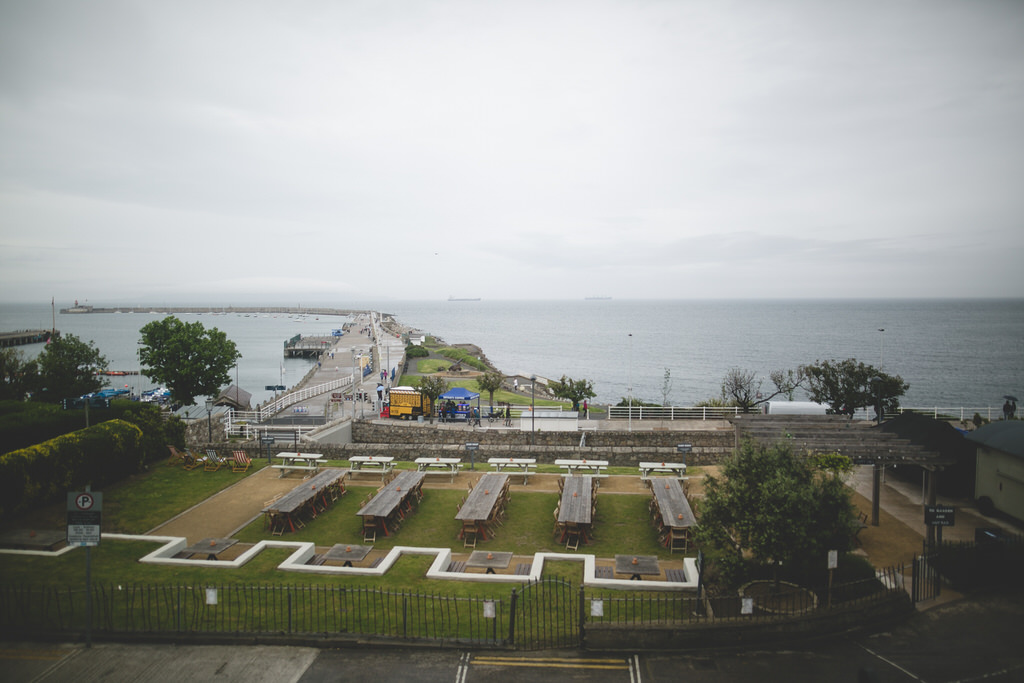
top-left (1, 0), bottom-right (1022, 304)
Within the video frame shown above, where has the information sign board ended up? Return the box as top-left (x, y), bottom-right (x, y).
top-left (67, 491), bottom-right (102, 546)
top-left (924, 505), bottom-right (956, 527)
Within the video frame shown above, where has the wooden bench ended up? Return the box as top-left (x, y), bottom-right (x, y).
top-left (595, 566), bottom-right (613, 579)
top-left (514, 563), bottom-right (532, 575)
top-left (447, 560), bottom-right (466, 573)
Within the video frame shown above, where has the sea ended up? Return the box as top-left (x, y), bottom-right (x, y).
top-left (2, 299), bottom-right (1022, 412)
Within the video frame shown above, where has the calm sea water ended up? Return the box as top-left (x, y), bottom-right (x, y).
top-left (3, 300), bottom-right (1022, 410)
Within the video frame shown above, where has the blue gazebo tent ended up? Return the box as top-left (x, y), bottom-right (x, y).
top-left (438, 387), bottom-right (480, 420)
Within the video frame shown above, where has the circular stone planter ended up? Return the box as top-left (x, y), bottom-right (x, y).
top-left (739, 580), bottom-right (818, 615)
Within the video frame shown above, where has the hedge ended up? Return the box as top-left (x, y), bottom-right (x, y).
top-left (0, 419), bottom-right (144, 520)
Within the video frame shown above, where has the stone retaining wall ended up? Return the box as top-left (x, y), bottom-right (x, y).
top-left (229, 421), bottom-right (737, 466)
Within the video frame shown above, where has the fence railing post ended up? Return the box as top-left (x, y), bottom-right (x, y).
top-left (578, 586), bottom-right (585, 649)
top-left (507, 588), bottom-right (517, 646)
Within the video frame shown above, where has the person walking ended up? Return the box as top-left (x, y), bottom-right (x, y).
top-left (504, 403), bottom-right (512, 427)
top-left (582, 399), bottom-right (588, 418)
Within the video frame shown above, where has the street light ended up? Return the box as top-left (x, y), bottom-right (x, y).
top-left (205, 399), bottom-right (213, 443)
top-left (628, 333), bottom-right (633, 433)
top-left (350, 348), bottom-right (357, 418)
top-left (530, 374), bottom-right (537, 445)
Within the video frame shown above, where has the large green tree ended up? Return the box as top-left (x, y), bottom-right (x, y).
top-left (416, 375), bottom-right (448, 423)
top-left (31, 334), bottom-right (107, 402)
top-left (695, 440), bottom-right (858, 587)
top-left (138, 316), bottom-right (241, 407)
top-left (0, 348), bottom-right (36, 401)
top-left (474, 370), bottom-right (504, 409)
top-left (549, 375), bottom-right (596, 411)
top-left (801, 358), bottom-right (908, 417)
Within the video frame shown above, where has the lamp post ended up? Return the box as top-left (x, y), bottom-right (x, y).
top-left (628, 333), bottom-right (633, 432)
top-left (878, 328), bottom-right (885, 371)
top-left (351, 348), bottom-right (357, 419)
top-left (205, 399), bottom-right (213, 443)
top-left (530, 374), bottom-right (536, 445)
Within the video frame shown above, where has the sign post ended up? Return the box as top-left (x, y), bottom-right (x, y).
top-left (465, 442), bottom-right (479, 471)
top-left (925, 505), bottom-right (955, 546)
top-left (68, 488), bottom-right (102, 648)
top-left (676, 443), bottom-right (692, 467)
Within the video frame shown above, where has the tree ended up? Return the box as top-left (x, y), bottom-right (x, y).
top-left (801, 358), bottom-right (908, 416)
top-left (138, 316), bottom-right (241, 407)
top-left (0, 348), bottom-right (37, 401)
top-left (549, 375), bottom-right (596, 411)
top-left (695, 440), bottom-right (858, 588)
top-left (32, 334), bottom-right (107, 402)
top-left (416, 375), bottom-right (448, 423)
top-left (720, 367), bottom-right (803, 413)
top-left (475, 370), bottom-right (504, 409)
top-left (660, 368), bottom-right (673, 406)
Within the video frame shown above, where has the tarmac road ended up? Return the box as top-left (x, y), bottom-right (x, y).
top-left (6, 592), bottom-right (1023, 683)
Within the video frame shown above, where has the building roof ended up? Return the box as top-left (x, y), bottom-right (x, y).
top-left (965, 421), bottom-right (1024, 459)
top-left (214, 384), bottom-right (252, 410)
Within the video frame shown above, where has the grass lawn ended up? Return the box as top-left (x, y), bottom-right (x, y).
top-left (0, 459), bottom-right (684, 595)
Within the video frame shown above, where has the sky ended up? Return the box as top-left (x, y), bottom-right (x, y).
top-left (1, 0), bottom-right (1022, 304)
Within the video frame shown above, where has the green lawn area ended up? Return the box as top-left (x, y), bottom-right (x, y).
top-left (0, 460), bottom-right (688, 596)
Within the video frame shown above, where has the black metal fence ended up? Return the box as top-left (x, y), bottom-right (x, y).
top-left (919, 528), bottom-right (1024, 595)
top-left (0, 571), bottom-right (908, 649)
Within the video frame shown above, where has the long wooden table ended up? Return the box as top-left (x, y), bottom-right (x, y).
top-left (262, 468), bottom-right (348, 534)
top-left (557, 475), bottom-right (595, 549)
top-left (650, 478), bottom-right (695, 552)
top-left (455, 473), bottom-right (510, 545)
top-left (357, 470), bottom-right (425, 539)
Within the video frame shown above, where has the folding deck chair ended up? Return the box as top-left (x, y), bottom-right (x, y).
top-left (231, 450), bottom-right (251, 473)
top-left (205, 449), bottom-right (225, 472)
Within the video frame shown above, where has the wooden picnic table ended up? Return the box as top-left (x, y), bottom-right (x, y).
top-left (615, 554), bottom-right (660, 580)
top-left (348, 455), bottom-right (394, 480)
top-left (323, 543), bottom-right (373, 567)
top-left (650, 478), bottom-right (696, 552)
top-left (183, 537), bottom-right (238, 561)
top-left (357, 470), bottom-right (425, 539)
top-left (487, 457), bottom-right (536, 485)
top-left (273, 451), bottom-right (325, 477)
top-left (415, 456), bottom-right (463, 482)
top-left (466, 550), bottom-right (513, 574)
top-left (557, 476), bottom-right (595, 549)
top-left (555, 458), bottom-right (609, 477)
top-left (638, 460), bottom-right (687, 482)
top-left (262, 468), bottom-right (348, 534)
top-left (455, 473), bottom-right (510, 545)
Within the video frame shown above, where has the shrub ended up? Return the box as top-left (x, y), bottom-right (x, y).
top-left (405, 345), bottom-right (430, 358)
top-left (0, 419), bottom-right (143, 520)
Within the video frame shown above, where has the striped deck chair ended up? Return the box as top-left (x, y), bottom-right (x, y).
top-left (231, 450), bottom-right (251, 473)
top-left (205, 449), bottom-right (225, 472)
top-left (166, 445), bottom-right (189, 467)
top-left (182, 449), bottom-right (203, 471)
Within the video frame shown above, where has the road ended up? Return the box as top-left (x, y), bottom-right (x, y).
top-left (6, 592), bottom-right (1023, 683)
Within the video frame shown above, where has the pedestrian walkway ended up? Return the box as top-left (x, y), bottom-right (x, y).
top-left (147, 466), bottom-right (297, 544)
top-left (281, 312), bottom-right (405, 421)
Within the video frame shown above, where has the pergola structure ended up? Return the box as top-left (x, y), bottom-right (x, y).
top-left (730, 415), bottom-right (957, 544)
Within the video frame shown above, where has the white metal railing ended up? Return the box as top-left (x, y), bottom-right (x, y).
top-left (607, 405), bottom-right (750, 420)
top-left (605, 405), bottom-right (1003, 422)
top-left (257, 376), bottom-right (354, 420)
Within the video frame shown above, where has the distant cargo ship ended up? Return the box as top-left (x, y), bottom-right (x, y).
top-left (448, 296), bottom-right (481, 302)
top-left (584, 296), bottom-right (612, 300)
